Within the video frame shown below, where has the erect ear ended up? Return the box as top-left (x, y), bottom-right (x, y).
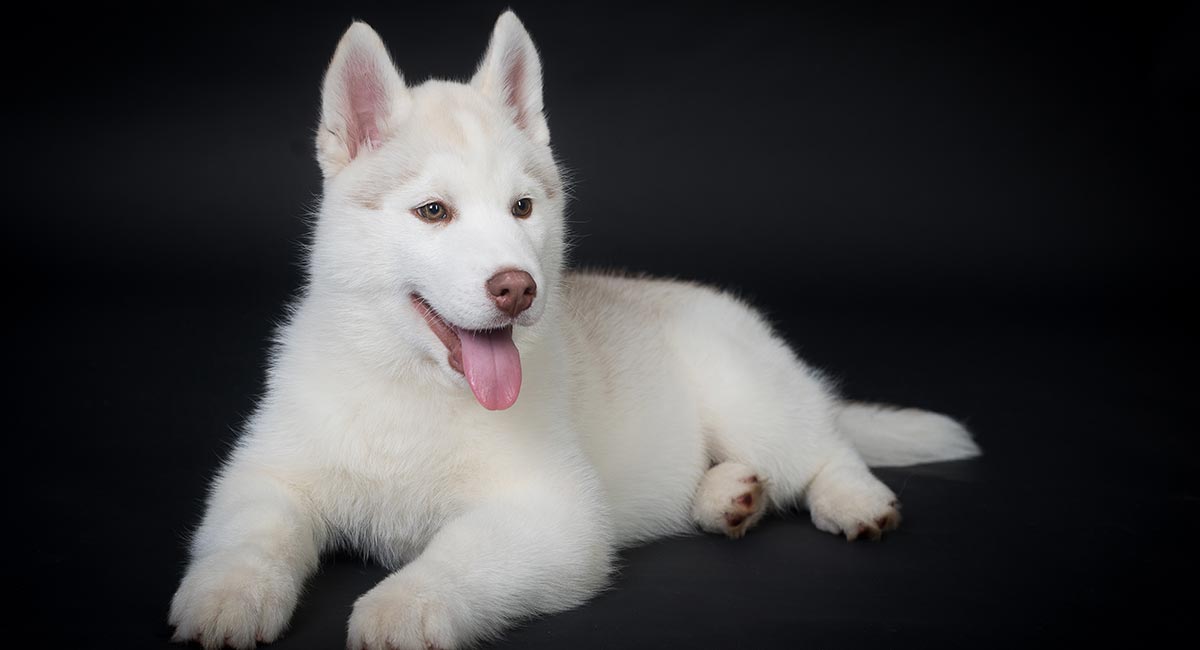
top-left (316, 22), bottom-right (410, 179)
top-left (471, 11), bottom-right (549, 145)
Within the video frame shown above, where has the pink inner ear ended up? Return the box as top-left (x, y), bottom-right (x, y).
top-left (343, 51), bottom-right (388, 159)
top-left (503, 52), bottom-right (529, 131)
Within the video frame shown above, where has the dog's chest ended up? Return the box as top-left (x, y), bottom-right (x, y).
top-left (298, 395), bottom-right (503, 565)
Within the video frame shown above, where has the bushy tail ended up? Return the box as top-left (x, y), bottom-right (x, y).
top-left (836, 402), bottom-right (981, 467)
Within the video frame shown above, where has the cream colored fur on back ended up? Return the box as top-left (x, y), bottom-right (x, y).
top-left (168, 13), bottom-right (979, 650)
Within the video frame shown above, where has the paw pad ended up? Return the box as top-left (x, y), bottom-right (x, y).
top-left (843, 506), bottom-right (900, 542)
top-left (720, 476), bottom-right (766, 539)
top-left (694, 463), bottom-right (770, 540)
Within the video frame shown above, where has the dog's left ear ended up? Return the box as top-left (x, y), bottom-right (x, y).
top-left (472, 11), bottom-right (549, 145)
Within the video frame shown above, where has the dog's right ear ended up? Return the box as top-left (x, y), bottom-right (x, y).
top-left (316, 22), bottom-right (410, 179)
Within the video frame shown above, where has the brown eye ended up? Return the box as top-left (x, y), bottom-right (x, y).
top-left (512, 198), bottom-right (533, 218)
top-left (414, 202), bottom-right (449, 222)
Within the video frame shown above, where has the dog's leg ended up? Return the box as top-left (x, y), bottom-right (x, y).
top-left (347, 491), bottom-right (612, 650)
top-left (668, 288), bottom-right (902, 541)
top-left (690, 364), bottom-right (902, 541)
top-left (691, 461), bottom-right (768, 538)
top-left (169, 458), bottom-right (323, 649)
top-left (703, 413), bottom-right (901, 541)
top-left (803, 445), bottom-right (902, 541)
top-left (702, 428), bottom-right (900, 541)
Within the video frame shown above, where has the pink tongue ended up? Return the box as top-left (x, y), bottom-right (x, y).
top-left (455, 326), bottom-right (522, 410)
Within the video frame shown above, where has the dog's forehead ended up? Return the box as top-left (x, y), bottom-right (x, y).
top-left (409, 81), bottom-right (510, 155)
top-left (340, 81), bottom-right (536, 209)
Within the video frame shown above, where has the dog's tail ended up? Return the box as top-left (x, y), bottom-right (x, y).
top-left (836, 402), bottom-right (981, 467)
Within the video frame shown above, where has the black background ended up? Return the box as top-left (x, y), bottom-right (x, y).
top-left (9, 1), bottom-right (1197, 648)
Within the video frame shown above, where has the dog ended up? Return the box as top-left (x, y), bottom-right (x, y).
top-left (169, 12), bottom-right (980, 649)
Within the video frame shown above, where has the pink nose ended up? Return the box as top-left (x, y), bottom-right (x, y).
top-left (486, 270), bottom-right (537, 317)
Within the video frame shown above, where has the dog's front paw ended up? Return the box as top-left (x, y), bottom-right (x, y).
top-left (807, 471), bottom-right (902, 542)
top-left (169, 554), bottom-right (299, 649)
top-left (347, 576), bottom-right (457, 650)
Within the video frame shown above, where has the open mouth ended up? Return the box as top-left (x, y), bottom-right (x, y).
top-left (410, 294), bottom-right (522, 411)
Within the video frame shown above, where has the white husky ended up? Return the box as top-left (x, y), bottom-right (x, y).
top-left (169, 12), bottom-right (980, 649)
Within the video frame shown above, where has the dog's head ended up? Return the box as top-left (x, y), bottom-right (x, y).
top-left (308, 12), bottom-right (565, 410)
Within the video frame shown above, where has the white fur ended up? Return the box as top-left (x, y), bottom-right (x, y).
top-left (170, 12), bottom-right (980, 649)
top-left (691, 462), bottom-right (767, 538)
top-left (837, 403), bottom-right (981, 467)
